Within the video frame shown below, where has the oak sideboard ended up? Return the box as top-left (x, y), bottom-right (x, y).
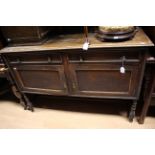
top-left (0, 28), bottom-right (153, 122)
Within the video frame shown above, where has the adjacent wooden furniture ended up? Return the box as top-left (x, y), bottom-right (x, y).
top-left (138, 27), bottom-right (155, 124)
top-left (0, 26), bottom-right (93, 46)
top-left (0, 26), bottom-right (51, 46)
top-left (138, 57), bottom-right (155, 124)
top-left (0, 28), bottom-right (153, 122)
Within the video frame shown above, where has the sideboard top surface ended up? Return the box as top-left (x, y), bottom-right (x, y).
top-left (0, 28), bottom-right (154, 54)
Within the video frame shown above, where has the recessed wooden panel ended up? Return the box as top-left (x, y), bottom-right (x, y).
top-left (69, 63), bottom-right (140, 98)
top-left (20, 70), bottom-right (62, 90)
top-left (76, 70), bottom-right (131, 92)
top-left (13, 65), bottom-right (67, 95)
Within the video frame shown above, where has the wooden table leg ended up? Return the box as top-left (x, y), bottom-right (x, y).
top-left (23, 93), bottom-right (34, 112)
top-left (139, 71), bottom-right (155, 124)
top-left (129, 100), bottom-right (137, 122)
top-left (12, 85), bottom-right (27, 110)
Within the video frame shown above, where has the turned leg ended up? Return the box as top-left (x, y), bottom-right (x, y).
top-left (129, 100), bottom-right (137, 122)
top-left (23, 94), bottom-right (34, 112)
top-left (11, 85), bottom-right (34, 111)
top-left (139, 73), bottom-right (155, 124)
top-left (12, 85), bottom-right (27, 110)
top-left (20, 97), bottom-right (27, 110)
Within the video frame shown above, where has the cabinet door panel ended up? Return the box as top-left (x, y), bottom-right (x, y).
top-left (69, 63), bottom-right (140, 98)
top-left (13, 65), bottom-right (67, 95)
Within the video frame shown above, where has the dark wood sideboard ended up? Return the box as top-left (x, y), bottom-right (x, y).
top-left (0, 28), bottom-right (153, 122)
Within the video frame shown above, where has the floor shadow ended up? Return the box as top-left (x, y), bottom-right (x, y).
top-left (2, 92), bottom-right (155, 118)
top-left (29, 94), bottom-right (130, 116)
top-left (0, 91), bottom-right (17, 101)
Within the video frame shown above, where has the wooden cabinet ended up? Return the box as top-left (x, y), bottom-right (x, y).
top-left (1, 49), bottom-right (146, 121)
top-left (6, 49), bottom-right (143, 99)
top-left (0, 28), bottom-right (153, 122)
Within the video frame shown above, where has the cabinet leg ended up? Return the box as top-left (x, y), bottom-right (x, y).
top-left (129, 100), bottom-right (137, 122)
top-left (12, 85), bottom-right (27, 110)
top-left (12, 85), bottom-right (34, 111)
top-left (20, 98), bottom-right (27, 110)
top-left (23, 94), bottom-right (34, 112)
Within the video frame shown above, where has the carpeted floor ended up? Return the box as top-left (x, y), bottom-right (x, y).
top-left (0, 92), bottom-right (155, 128)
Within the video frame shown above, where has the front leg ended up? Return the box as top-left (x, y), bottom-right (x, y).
top-left (12, 85), bottom-right (27, 110)
top-left (23, 94), bottom-right (34, 112)
top-left (129, 100), bottom-right (137, 122)
top-left (20, 98), bottom-right (27, 110)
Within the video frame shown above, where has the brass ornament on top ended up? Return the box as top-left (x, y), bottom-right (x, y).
top-left (96, 26), bottom-right (137, 41)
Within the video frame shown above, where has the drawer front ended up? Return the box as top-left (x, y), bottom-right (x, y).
top-left (12, 65), bottom-right (68, 95)
top-left (7, 53), bottom-right (63, 64)
top-left (68, 49), bottom-right (141, 63)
